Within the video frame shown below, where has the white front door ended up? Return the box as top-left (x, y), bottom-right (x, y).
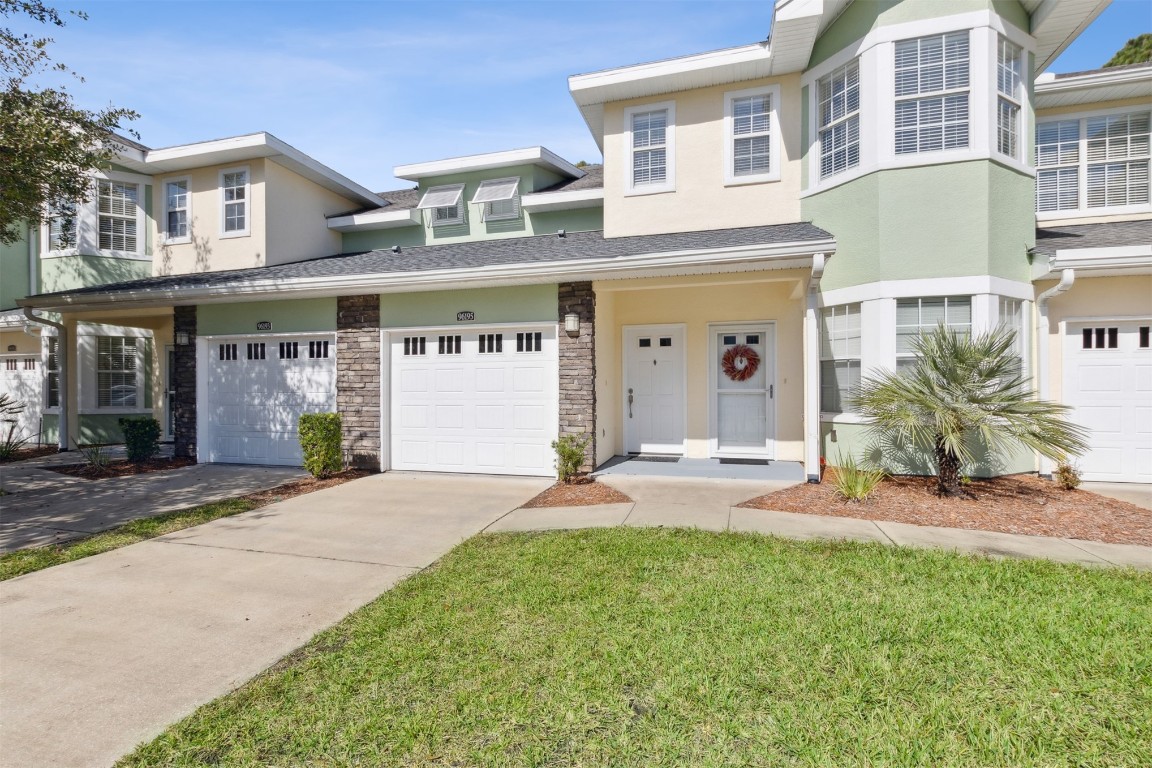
top-left (623, 325), bottom-right (685, 454)
top-left (712, 324), bottom-right (774, 457)
top-left (1064, 321), bottom-right (1152, 483)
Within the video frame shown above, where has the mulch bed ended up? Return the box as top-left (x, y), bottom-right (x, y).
top-left (522, 476), bottom-right (632, 508)
top-left (0, 446), bottom-right (59, 464)
top-left (738, 472), bottom-right (1152, 546)
top-left (241, 469), bottom-right (375, 506)
top-left (47, 456), bottom-right (198, 479)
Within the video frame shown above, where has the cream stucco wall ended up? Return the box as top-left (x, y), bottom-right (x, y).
top-left (265, 160), bottom-right (357, 263)
top-left (593, 270), bottom-right (809, 465)
top-left (601, 74), bottom-right (803, 238)
top-left (1040, 274), bottom-right (1152, 403)
top-left (0, 329), bottom-right (43, 356)
top-left (152, 159), bottom-right (268, 275)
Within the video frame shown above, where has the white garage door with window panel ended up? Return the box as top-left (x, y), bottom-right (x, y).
top-left (0, 355), bottom-right (43, 441)
top-left (199, 334), bottom-right (336, 466)
top-left (1063, 321), bottom-right (1151, 483)
top-left (388, 326), bottom-right (558, 476)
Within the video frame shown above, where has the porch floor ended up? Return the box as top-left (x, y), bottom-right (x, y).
top-left (594, 455), bottom-right (806, 482)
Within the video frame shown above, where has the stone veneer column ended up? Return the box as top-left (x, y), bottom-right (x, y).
top-left (337, 294), bottom-right (381, 469)
top-left (172, 305), bottom-right (197, 459)
top-left (558, 282), bottom-right (596, 470)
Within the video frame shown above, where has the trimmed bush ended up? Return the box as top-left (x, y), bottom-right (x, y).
top-left (1054, 461), bottom-right (1082, 491)
top-left (299, 413), bottom-right (342, 478)
top-left (119, 417), bottom-right (161, 464)
top-left (832, 451), bottom-right (886, 503)
top-left (552, 433), bottom-right (591, 483)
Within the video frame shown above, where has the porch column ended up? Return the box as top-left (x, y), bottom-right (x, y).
top-left (336, 294), bottom-right (381, 470)
top-left (803, 255), bottom-right (825, 483)
top-left (172, 306), bottom-right (197, 458)
top-left (558, 282), bottom-right (596, 471)
top-left (63, 317), bottom-right (79, 448)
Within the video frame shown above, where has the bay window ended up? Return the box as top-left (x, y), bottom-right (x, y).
top-left (894, 32), bottom-right (970, 155)
top-left (820, 303), bottom-right (862, 413)
top-left (896, 296), bottom-right (971, 368)
top-left (817, 60), bottom-right (860, 178)
top-left (97, 180), bottom-right (139, 252)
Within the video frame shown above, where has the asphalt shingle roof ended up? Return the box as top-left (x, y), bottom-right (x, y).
top-left (1034, 219), bottom-right (1152, 256)
top-left (37, 222), bottom-right (832, 299)
top-left (1052, 61), bottom-right (1152, 79)
top-left (536, 165), bottom-right (604, 193)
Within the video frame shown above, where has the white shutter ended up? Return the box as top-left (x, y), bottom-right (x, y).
top-left (470, 177), bottom-right (519, 204)
top-left (416, 184), bottom-right (465, 209)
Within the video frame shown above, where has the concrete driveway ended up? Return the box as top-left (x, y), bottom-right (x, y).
top-left (0, 472), bottom-right (550, 768)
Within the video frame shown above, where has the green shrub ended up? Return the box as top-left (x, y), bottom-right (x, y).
top-left (74, 441), bottom-right (112, 475)
top-left (552, 433), bottom-right (591, 483)
top-left (299, 413), bottom-right (342, 478)
top-left (119, 417), bottom-right (161, 463)
top-left (1054, 461), bottom-right (1082, 491)
top-left (832, 452), bottom-right (886, 503)
top-left (0, 394), bottom-right (30, 460)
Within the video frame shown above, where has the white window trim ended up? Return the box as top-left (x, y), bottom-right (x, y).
top-left (723, 84), bottom-right (782, 185)
top-left (623, 100), bottom-right (676, 196)
top-left (1035, 104), bottom-right (1152, 221)
top-left (219, 166), bottom-right (251, 239)
top-left (161, 175), bottom-right (192, 245)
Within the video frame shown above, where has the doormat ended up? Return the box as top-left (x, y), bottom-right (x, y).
top-left (718, 458), bottom-right (771, 466)
top-left (629, 455), bottom-right (681, 463)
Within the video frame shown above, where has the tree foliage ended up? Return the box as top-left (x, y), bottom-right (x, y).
top-left (853, 326), bottom-right (1089, 497)
top-left (0, 0), bottom-right (138, 245)
top-left (1104, 33), bottom-right (1152, 67)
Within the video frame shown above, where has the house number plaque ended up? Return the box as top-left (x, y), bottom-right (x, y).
top-left (456, 311), bottom-right (475, 322)
top-left (256, 321), bottom-right (272, 331)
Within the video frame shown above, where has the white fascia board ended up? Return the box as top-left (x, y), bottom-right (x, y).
top-left (519, 188), bottom-right (604, 212)
top-left (326, 208), bottom-right (422, 232)
top-left (1052, 245), bottom-right (1152, 274)
top-left (141, 133), bottom-right (385, 207)
top-left (1030, 0), bottom-right (1111, 74)
top-left (394, 147), bottom-right (584, 182)
top-left (23, 238), bottom-right (837, 312)
top-left (1035, 65), bottom-right (1152, 108)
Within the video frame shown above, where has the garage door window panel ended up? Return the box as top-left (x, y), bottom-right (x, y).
top-left (517, 332), bottom-right (543, 353)
top-left (439, 335), bottom-right (462, 355)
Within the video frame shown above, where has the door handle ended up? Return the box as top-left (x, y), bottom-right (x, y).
top-left (770, 384), bottom-right (773, 398)
top-left (628, 388), bottom-right (634, 418)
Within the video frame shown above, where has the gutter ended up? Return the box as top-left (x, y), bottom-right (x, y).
top-left (22, 308), bottom-right (68, 452)
top-left (804, 253), bottom-right (826, 483)
top-left (1035, 268), bottom-right (1075, 478)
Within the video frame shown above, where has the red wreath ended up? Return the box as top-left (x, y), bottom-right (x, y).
top-left (722, 344), bottom-right (761, 382)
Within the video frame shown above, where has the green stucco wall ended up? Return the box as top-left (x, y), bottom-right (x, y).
top-left (341, 164), bottom-right (603, 253)
top-left (1, 226), bottom-right (33, 310)
top-left (39, 255), bottom-right (152, 294)
top-left (803, 161), bottom-right (1034, 291)
top-left (809, 0), bottom-right (1029, 68)
top-left (41, 412), bottom-right (156, 446)
top-left (379, 285), bottom-right (558, 327)
top-left (198, 298), bottom-right (337, 336)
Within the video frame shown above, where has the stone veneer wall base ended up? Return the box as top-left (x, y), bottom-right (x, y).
top-left (337, 295), bottom-right (382, 470)
top-left (558, 282), bottom-right (596, 471)
top-left (172, 305), bottom-right (197, 459)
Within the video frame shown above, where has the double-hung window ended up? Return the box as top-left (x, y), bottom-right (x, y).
top-left (220, 168), bottom-right (249, 235)
top-left (817, 60), bottom-right (860, 179)
top-left (46, 336), bottom-right (60, 408)
top-left (97, 180), bottom-right (139, 251)
top-left (97, 336), bottom-right (138, 408)
top-left (996, 37), bottom-right (1023, 159)
top-left (726, 87), bottom-right (776, 183)
top-left (48, 201), bottom-right (78, 250)
top-left (999, 297), bottom-right (1026, 371)
top-left (626, 102), bottom-right (674, 193)
top-left (1086, 111), bottom-right (1150, 208)
top-left (1036, 120), bottom-right (1081, 212)
top-left (894, 32), bottom-right (970, 155)
top-left (416, 183), bottom-right (465, 227)
top-left (820, 304), bottom-right (861, 413)
top-left (896, 297), bottom-right (971, 368)
top-left (164, 178), bottom-right (190, 242)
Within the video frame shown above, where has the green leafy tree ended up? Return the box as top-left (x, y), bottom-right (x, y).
top-left (0, 0), bottom-right (138, 245)
top-left (1105, 33), bottom-right (1152, 67)
top-left (853, 325), bottom-right (1089, 497)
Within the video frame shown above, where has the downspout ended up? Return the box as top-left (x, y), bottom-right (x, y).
top-left (1035, 268), bottom-right (1074, 478)
top-left (27, 223), bottom-right (36, 296)
top-left (804, 253), bottom-right (826, 483)
top-left (22, 307), bottom-right (69, 452)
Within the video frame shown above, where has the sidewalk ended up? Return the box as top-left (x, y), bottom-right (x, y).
top-left (487, 475), bottom-right (1152, 571)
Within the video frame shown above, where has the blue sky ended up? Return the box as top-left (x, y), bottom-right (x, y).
top-left (15, 0), bottom-right (1151, 192)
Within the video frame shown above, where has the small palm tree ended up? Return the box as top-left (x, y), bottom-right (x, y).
top-left (853, 325), bottom-right (1088, 497)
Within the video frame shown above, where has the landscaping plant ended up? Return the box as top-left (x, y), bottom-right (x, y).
top-left (119, 417), bottom-right (161, 463)
top-left (831, 451), bottom-right (886, 503)
top-left (1054, 461), bottom-right (1082, 491)
top-left (853, 326), bottom-right (1089, 497)
top-left (75, 441), bottom-right (112, 475)
top-left (299, 412), bottom-right (342, 478)
top-left (552, 433), bottom-right (591, 483)
top-left (0, 394), bottom-right (30, 460)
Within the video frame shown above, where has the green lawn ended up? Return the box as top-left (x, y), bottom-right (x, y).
top-left (120, 529), bottom-right (1151, 767)
top-left (0, 498), bottom-right (257, 580)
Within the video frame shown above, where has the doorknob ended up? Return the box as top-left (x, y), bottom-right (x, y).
top-left (627, 388), bottom-right (634, 418)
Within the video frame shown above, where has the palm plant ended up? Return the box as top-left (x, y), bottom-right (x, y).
top-left (853, 325), bottom-right (1088, 497)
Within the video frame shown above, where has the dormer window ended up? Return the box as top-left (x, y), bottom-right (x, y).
top-left (416, 183), bottom-right (465, 227)
top-left (471, 177), bottom-right (520, 221)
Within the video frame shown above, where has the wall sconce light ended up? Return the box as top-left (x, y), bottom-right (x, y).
top-left (175, 332), bottom-right (190, 345)
top-left (564, 312), bottom-right (580, 336)
top-left (391, 245), bottom-right (401, 253)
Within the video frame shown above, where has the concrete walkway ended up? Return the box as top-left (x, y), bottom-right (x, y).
top-left (0, 451), bottom-right (306, 552)
top-left (488, 475), bottom-right (1152, 571)
top-left (0, 472), bottom-right (551, 768)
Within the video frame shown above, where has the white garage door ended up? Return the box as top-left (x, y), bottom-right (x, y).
top-left (202, 335), bottom-right (336, 466)
top-left (1064, 321), bottom-right (1152, 483)
top-left (389, 326), bottom-right (558, 476)
top-left (0, 355), bottom-right (44, 442)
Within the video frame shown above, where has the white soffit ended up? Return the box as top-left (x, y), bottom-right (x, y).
top-left (416, 184), bottom-right (465, 210)
top-left (471, 177), bottom-right (520, 204)
top-left (326, 208), bottom-right (422, 232)
top-left (1035, 64), bottom-right (1152, 108)
top-left (1026, 0), bottom-right (1113, 74)
top-left (395, 147), bottom-right (584, 182)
